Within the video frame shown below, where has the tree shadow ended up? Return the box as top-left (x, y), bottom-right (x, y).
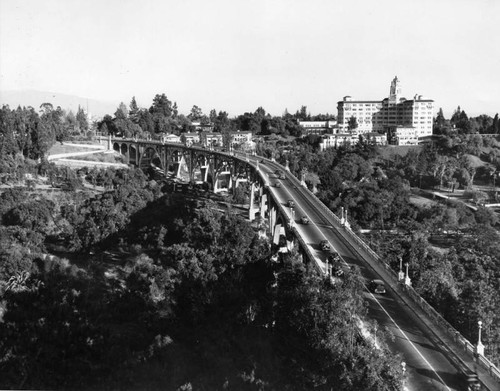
top-left (414, 366), bottom-right (464, 390)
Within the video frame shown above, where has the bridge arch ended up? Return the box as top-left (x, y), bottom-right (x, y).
top-left (139, 146), bottom-right (164, 171)
top-left (129, 145), bottom-right (138, 165)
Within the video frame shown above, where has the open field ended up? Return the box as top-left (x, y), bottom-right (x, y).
top-left (49, 143), bottom-right (104, 155)
top-left (65, 151), bottom-right (124, 163)
top-left (377, 145), bottom-right (421, 160)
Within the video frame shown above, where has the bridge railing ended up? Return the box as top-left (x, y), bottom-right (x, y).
top-left (265, 157), bottom-right (500, 387)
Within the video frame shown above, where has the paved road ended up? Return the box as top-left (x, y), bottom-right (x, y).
top-left (256, 159), bottom-right (465, 391)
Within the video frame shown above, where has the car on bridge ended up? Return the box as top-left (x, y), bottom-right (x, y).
top-left (300, 215), bottom-right (309, 224)
top-left (332, 264), bottom-right (344, 277)
top-left (319, 240), bottom-right (330, 251)
top-left (287, 199), bottom-right (295, 207)
top-left (328, 252), bottom-right (341, 263)
top-left (275, 170), bottom-right (286, 179)
top-left (368, 279), bottom-right (386, 294)
top-left (274, 182), bottom-right (281, 188)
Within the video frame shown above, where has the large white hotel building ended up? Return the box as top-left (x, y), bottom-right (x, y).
top-left (336, 77), bottom-right (434, 145)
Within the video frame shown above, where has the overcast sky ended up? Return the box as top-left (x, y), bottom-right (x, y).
top-left (1, 0), bottom-right (499, 117)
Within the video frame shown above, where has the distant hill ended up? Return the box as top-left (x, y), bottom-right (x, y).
top-left (0, 89), bottom-right (119, 119)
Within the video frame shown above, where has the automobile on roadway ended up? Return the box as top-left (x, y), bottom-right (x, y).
top-left (287, 200), bottom-right (295, 207)
top-left (320, 240), bottom-right (330, 251)
top-left (300, 215), bottom-right (309, 224)
top-left (276, 170), bottom-right (286, 179)
top-left (274, 182), bottom-right (281, 188)
top-left (332, 264), bottom-right (344, 277)
top-left (328, 252), bottom-right (341, 263)
top-left (368, 279), bottom-right (386, 294)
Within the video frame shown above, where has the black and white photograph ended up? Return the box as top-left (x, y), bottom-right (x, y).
top-left (0, 0), bottom-right (499, 390)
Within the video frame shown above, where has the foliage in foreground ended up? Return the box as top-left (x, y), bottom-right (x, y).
top-left (0, 181), bottom-right (402, 390)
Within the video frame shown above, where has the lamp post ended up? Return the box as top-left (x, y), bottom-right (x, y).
top-left (477, 320), bottom-right (484, 356)
top-left (404, 263), bottom-right (411, 286)
top-left (398, 257), bottom-right (405, 282)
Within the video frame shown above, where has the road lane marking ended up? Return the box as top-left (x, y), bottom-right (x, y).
top-left (276, 183), bottom-right (333, 269)
top-left (365, 288), bottom-right (452, 391)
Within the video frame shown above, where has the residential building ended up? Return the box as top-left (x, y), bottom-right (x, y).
top-left (336, 77), bottom-right (434, 144)
top-left (191, 122), bottom-right (214, 132)
top-left (181, 132), bottom-right (200, 146)
top-left (162, 134), bottom-right (181, 143)
top-left (230, 130), bottom-right (253, 147)
top-left (361, 132), bottom-right (387, 145)
top-left (319, 133), bottom-right (358, 150)
top-left (387, 126), bottom-right (419, 146)
top-left (197, 130), bottom-right (255, 150)
top-left (298, 120), bottom-right (337, 136)
top-left (200, 132), bottom-right (223, 148)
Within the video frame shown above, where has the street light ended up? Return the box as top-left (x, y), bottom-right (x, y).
top-left (477, 320), bottom-right (484, 356)
top-left (398, 257), bottom-right (404, 282)
top-left (404, 263), bottom-right (411, 286)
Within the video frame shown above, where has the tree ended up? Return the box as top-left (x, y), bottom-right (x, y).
top-left (451, 106), bottom-right (471, 133)
top-left (433, 108), bottom-right (449, 134)
top-left (213, 111), bottom-right (232, 133)
top-left (347, 116), bottom-right (358, 133)
top-left (188, 105), bottom-right (203, 122)
top-left (115, 102), bottom-right (128, 120)
top-left (304, 171), bottom-right (320, 193)
top-left (295, 105), bottom-right (309, 120)
top-left (76, 106), bottom-right (89, 133)
top-left (492, 113), bottom-right (499, 134)
top-left (129, 97), bottom-right (139, 116)
top-left (209, 109), bottom-right (217, 124)
top-left (150, 94), bottom-right (173, 118)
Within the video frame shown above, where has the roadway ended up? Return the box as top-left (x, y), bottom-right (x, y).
top-left (255, 159), bottom-right (465, 391)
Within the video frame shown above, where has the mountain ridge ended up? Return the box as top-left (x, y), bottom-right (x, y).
top-left (0, 89), bottom-right (119, 119)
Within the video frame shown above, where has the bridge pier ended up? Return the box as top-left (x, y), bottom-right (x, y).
top-left (200, 165), bottom-right (209, 182)
top-left (214, 171), bottom-right (231, 194)
top-left (248, 182), bottom-right (257, 221)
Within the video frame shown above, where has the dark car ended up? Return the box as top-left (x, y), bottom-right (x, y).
top-left (275, 182), bottom-right (281, 188)
top-left (287, 199), bottom-right (295, 207)
top-left (328, 252), bottom-right (341, 263)
top-left (276, 170), bottom-right (286, 179)
top-left (319, 240), bottom-right (330, 251)
top-left (369, 279), bottom-right (386, 294)
top-left (301, 215), bottom-right (309, 224)
top-left (332, 264), bottom-right (344, 277)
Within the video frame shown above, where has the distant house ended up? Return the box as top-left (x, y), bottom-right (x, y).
top-left (191, 121), bottom-right (214, 132)
top-left (387, 126), bottom-right (418, 146)
top-left (162, 133), bottom-right (181, 143)
top-left (230, 130), bottom-right (253, 147)
top-left (200, 132), bottom-right (223, 148)
top-left (298, 120), bottom-right (337, 136)
top-left (360, 132), bottom-right (387, 146)
top-left (319, 133), bottom-right (358, 150)
top-left (181, 132), bottom-right (200, 146)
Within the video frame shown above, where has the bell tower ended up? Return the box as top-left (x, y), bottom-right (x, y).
top-left (389, 76), bottom-right (402, 102)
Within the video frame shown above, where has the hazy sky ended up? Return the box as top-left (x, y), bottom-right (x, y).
top-left (1, 0), bottom-right (499, 117)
